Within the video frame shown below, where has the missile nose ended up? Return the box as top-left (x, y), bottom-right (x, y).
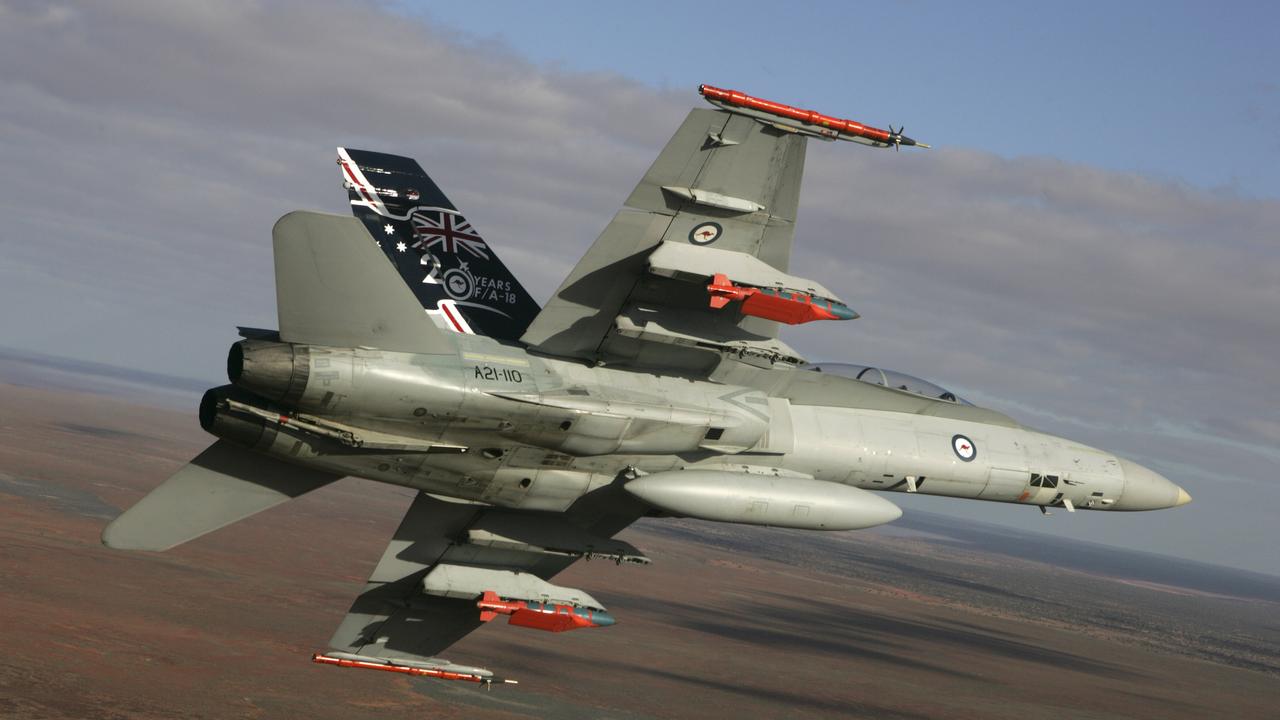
top-left (830, 303), bottom-right (861, 320)
top-left (1175, 487), bottom-right (1193, 507)
top-left (1114, 458), bottom-right (1187, 511)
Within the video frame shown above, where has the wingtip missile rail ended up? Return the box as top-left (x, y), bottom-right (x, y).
top-left (699, 84), bottom-right (929, 150)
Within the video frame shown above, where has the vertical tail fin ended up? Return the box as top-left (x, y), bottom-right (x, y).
top-left (337, 148), bottom-right (541, 341)
top-left (272, 210), bottom-right (455, 355)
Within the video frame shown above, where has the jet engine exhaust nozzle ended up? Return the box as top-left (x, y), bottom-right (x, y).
top-left (227, 339), bottom-right (310, 405)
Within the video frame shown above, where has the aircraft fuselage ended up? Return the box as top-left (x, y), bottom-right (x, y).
top-left (208, 333), bottom-right (1188, 525)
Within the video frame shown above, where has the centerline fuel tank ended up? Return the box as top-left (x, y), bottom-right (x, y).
top-left (624, 470), bottom-right (901, 530)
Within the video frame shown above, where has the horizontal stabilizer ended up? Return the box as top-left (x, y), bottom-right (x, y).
top-left (273, 210), bottom-right (454, 354)
top-left (102, 440), bottom-right (340, 551)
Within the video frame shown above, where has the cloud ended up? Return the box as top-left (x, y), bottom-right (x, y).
top-left (0, 0), bottom-right (684, 369)
top-left (1, 1), bottom-right (1276, 574)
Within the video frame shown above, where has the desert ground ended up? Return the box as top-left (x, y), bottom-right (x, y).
top-left (0, 355), bottom-right (1275, 719)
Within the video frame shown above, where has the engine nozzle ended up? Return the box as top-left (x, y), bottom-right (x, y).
top-left (227, 339), bottom-right (309, 405)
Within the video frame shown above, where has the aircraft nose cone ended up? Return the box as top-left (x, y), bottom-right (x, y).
top-left (1114, 458), bottom-right (1188, 511)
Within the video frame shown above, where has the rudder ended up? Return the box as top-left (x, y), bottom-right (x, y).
top-left (337, 148), bottom-right (541, 340)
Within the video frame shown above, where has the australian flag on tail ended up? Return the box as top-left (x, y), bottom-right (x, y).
top-left (336, 147), bottom-right (541, 341)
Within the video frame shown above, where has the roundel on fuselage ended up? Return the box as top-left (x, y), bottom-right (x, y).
top-left (952, 434), bottom-right (977, 462)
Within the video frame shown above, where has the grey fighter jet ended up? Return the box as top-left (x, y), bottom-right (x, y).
top-left (104, 85), bottom-right (1190, 686)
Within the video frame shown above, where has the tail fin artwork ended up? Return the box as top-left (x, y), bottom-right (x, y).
top-left (337, 148), bottom-right (541, 340)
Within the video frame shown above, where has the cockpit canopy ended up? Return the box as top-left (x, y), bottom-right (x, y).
top-left (805, 363), bottom-right (972, 405)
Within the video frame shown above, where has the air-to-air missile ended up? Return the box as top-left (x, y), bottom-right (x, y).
top-left (707, 273), bottom-right (860, 324)
top-left (311, 652), bottom-right (516, 685)
top-left (476, 590), bottom-right (616, 631)
top-left (699, 84), bottom-right (929, 149)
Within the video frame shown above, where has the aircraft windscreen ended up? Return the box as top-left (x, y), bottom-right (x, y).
top-left (806, 364), bottom-right (972, 405)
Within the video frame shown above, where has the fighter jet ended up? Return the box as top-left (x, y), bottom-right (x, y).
top-left (103, 84), bottom-right (1190, 686)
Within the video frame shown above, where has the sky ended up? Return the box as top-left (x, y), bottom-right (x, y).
top-left (0, 1), bottom-right (1277, 576)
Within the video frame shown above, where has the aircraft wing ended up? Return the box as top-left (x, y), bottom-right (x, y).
top-left (519, 107), bottom-right (816, 373)
top-left (323, 487), bottom-right (647, 683)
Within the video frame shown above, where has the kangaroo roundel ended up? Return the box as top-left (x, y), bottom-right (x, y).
top-left (689, 222), bottom-right (722, 245)
top-left (952, 434), bottom-right (977, 462)
top-left (443, 266), bottom-right (475, 300)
